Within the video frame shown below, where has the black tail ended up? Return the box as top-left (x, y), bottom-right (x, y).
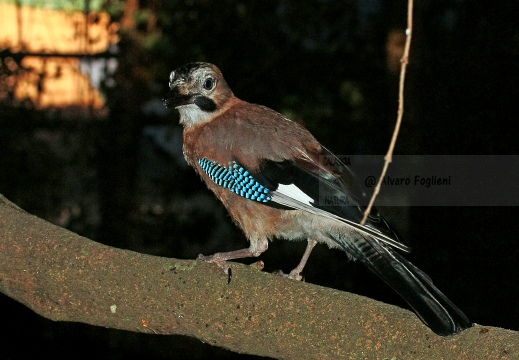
top-left (331, 233), bottom-right (473, 336)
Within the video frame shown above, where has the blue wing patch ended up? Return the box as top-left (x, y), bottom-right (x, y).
top-left (197, 158), bottom-right (272, 203)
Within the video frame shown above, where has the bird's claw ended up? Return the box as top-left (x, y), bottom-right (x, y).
top-left (197, 253), bottom-right (232, 274)
top-left (272, 269), bottom-right (304, 281)
top-left (288, 270), bottom-right (304, 281)
top-left (249, 260), bottom-right (265, 271)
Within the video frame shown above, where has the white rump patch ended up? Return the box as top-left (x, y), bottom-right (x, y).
top-left (276, 184), bottom-right (314, 206)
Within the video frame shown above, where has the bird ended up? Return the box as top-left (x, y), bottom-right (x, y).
top-left (162, 62), bottom-right (472, 336)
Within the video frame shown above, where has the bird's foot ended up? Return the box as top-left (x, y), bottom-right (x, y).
top-left (272, 269), bottom-right (304, 281)
top-left (197, 247), bottom-right (260, 274)
top-left (288, 269), bottom-right (304, 281)
top-left (273, 239), bottom-right (315, 281)
top-left (197, 253), bottom-right (232, 274)
top-left (249, 260), bottom-right (265, 271)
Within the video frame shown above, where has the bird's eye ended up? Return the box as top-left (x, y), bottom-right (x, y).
top-left (203, 77), bottom-right (215, 90)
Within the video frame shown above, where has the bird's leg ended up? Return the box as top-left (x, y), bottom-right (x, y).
top-left (197, 240), bottom-right (268, 274)
top-left (287, 239), bottom-right (317, 281)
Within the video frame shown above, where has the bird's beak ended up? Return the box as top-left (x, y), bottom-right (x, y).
top-left (162, 85), bottom-right (196, 109)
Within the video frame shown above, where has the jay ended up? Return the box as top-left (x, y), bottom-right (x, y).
top-left (163, 62), bottom-right (472, 336)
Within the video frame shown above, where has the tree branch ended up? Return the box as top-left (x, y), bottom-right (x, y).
top-left (0, 194), bottom-right (516, 359)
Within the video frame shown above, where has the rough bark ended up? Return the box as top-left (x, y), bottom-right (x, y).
top-left (0, 194), bottom-right (516, 359)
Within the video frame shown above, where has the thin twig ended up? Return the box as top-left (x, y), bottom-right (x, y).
top-left (361, 0), bottom-right (414, 225)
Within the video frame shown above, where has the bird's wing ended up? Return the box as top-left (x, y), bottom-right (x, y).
top-left (252, 149), bottom-right (410, 253)
top-left (190, 101), bottom-right (408, 252)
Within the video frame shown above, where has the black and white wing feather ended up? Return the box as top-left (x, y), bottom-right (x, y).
top-left (252, 148), bottom-right (410, 253)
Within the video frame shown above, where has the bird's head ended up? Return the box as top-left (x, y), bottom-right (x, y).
top-left (163, 62), bottom-right (234, 127)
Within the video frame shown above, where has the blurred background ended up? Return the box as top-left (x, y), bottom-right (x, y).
top-left (0, 0), bottom-right (517, 358)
